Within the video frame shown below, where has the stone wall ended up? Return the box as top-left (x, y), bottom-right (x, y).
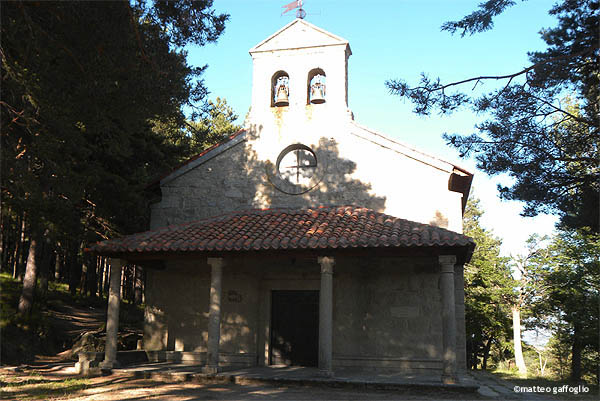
top-left (151, 125), bottom-right (464, 233)
top-left (143, 255), bottom-right (465, 373)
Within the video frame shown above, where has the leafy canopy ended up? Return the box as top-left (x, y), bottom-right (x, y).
top-left (386, 0), bottom-right (599, 232)
top-left (1, 1), bottom-right (229, 243)
top-left (530, 229), bottom-right (599, 381)
top-left (463, 197), bottom-right (514, 368)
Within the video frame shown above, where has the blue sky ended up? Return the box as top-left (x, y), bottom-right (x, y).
top-left (187, 0), bottom-right (560, 257)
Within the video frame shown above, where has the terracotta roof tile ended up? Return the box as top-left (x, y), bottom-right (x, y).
top-left (88, 206), bottom-right (475, 256)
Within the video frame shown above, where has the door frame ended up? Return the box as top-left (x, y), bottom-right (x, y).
top-left (257, 278), bottom-right (320, 366)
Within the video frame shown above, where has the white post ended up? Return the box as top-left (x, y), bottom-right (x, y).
top-left (204, 257), bottom-right (223, 374)
top-left (439, 255), bottom-right (457, 384)
top-left (318, 256), bottom-right (334, 377)
top-left (100, 258), bottom-right (124, 370)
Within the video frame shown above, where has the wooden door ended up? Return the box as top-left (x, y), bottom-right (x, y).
top-left (270, 290), bottom-right (319, 366)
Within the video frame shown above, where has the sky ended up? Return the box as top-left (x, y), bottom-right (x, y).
top-left (186, 0), bottom-right (560, 258)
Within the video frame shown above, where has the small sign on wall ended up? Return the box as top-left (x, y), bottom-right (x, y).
top-left (227, 290), bottom-right (243, 303)
top-left (390, 306), bottom-right (419, 318)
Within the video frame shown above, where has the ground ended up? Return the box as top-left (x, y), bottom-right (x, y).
top-left (2, 364), bottom-right (599, 401)
top-left (1, 275), bottom-right (597, 400)
top-left (0, 365), bottom-right (482, 401)
top-left (0, 273), bottom-right (142, 365)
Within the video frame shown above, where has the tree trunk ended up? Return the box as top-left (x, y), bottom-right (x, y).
top-left (466, 338), bottom-right (475, 370)
top-left (18, 240), bottom-right (29, 281)
top-left (103, 257), bottom-right (110, 296)
top-left (18, 234), bottom-right (39, 315)
top-left (67, 241), bottom-right (84, 296)
top-left (97, 257), bottom-right (105, 300)
top-left (512, 305), bottom-right (527, 375)
top-left (570, 325), bottom-right (583, 382)
top-left (134, 265), bottom-right (143, 304)
top-left (13, 215), bottom-right (25, 279)
top-left (38, 238), bottom-right (52, 299)
top-left (0, 217), bottom-right (4, 271)
top-left (120, 264), bottom-right (125, 299)
top-left (1, 218), bottom-right (13, 272)
top-left (482, 337), bottom-right (493, 370)
top-left (54, 250), bottom-right (62, 280)
top-left (86, 255), bottom-right (97, 299)
top-left (69, 249), bottom-right (81, 296)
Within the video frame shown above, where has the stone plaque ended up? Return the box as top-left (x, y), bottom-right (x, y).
top-left (390, 306), bottom-right (419, 318)
top-left (227, 290), bottom-right (242, 303)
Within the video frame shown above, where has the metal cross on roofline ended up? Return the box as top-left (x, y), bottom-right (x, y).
top-left (282, 0), bottom-right (306, 19)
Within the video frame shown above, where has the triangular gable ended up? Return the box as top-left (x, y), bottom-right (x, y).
top-left (249, 18), bottom-right (351, 54)
top-left (349, 121), bottom-right (470, 175)
top-left (153, 129), bottom-right (247, 187)
top-left (348, 121), bottom-right (473, 211)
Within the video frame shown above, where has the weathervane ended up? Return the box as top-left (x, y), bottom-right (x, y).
top-left (282, 0), bottom-right (306, 19)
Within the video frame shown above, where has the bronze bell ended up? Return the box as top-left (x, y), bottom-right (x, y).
top-left (274, 85), bottom-right (289, 106)
top-left (310, 83), bottom-right (325, 104)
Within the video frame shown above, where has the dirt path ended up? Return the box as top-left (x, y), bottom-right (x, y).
top-left (44, 300), bottom-right (106, 338)
top-left (1, 365), bottom-right (486, 401)
top-left (5, 364), bottom-right (594, 400)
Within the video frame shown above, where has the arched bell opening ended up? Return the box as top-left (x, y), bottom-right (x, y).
top-left (307, 68), bottom-right (326, 104)
top-left (272, 71), bottom-right (290, 107)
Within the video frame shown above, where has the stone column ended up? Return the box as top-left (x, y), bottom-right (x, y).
top-left (100, 258), bottom-right (124, 370)
top-left (455, 264), bottom-right (467, 372)
top-left (204, 257), bottom-right (223, 374)
top-left (439, 255), bottom-right (457, 384)
top-left (318, 256), bottom-right (334, 376)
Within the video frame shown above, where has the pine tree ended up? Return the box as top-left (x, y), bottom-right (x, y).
top-left (462, 197), bottom-right (514, 369)
top-left (387, 0), bottom-right (599, 232)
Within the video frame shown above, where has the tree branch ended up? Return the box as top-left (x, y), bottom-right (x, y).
top-left (404, 46), bottom-right (598, 94)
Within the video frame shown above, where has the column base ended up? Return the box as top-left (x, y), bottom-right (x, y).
top-left (99, 360), bottom-right (120, 370)
top-left (318, 369), bottom-right (334, 378)
top-left (441, 374), bottom-right (457, 384)
top-left (202, 365), bottom-right (221, 375)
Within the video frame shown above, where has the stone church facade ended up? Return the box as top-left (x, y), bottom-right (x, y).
top-left (92, 19), bottom-right (474, 383)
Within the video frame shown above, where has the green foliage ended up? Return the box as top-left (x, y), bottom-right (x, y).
top-left (1, 1), bottom-right (228, 246)
top-left (547, 322), bottom-right (577, 379)
top-left (0, 373), bottom-right (90, 400)
top-left (0, 272), bottom-right (143, 364)
top-left (0, 274), bottom-right (56, 364)
top-left (386, 0), bottom-right (599, 232)
top-left (150, 96), bottom-right (242, 166)
top-left (463, 197), bottom-right (514, 369)
top-left (531, 229), bottom-right (600, 382)
top-left (491, 370), bottom-right (599, 399)
top-left (186, 97), bottom-right (242, 153)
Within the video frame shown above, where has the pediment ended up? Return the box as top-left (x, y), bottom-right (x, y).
top-left (250, 19), bottom-right (350, 53)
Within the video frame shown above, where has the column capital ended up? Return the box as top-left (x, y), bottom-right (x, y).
top-left (207, 257), bottom-right (224, 268)
top-left (318, 256), bottom-right (335, 274)
top-left (438, 255), bottom-right (457, 272)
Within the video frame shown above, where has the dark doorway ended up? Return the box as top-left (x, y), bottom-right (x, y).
top-left (270, 290), bottom-right (319, 366)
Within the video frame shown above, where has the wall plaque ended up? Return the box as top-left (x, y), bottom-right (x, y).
top-left (227, 290), bottom-right (242, 303)
top-left (390, 306), bottom-right (419, 318)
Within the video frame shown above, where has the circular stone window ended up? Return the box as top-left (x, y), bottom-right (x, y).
top-left (266, 144), bottom-right (326, 195)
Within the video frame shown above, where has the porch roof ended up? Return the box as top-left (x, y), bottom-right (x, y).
top-left (88, 206), bottom-right (474, 261)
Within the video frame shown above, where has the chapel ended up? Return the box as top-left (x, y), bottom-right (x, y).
top-left (91, 18), bottom-right (475, 383)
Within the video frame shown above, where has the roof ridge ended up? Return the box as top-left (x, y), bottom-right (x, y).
top-left (350, 121), bottom-right (472, 176)
top-left (249, 18), bottom-right (350, 54)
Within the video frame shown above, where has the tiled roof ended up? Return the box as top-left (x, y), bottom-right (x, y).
top-left (89, 206), bottom-right (474, 258)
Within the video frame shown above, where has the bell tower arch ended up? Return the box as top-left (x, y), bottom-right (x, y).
top-left (248, 18), bottom-right (352, 124)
